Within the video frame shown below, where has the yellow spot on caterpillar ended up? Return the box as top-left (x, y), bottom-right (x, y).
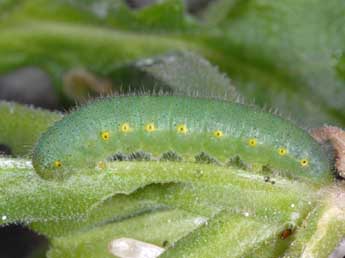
top-left (213, 130), bottom-right (224, 138)
top-left (278, 147), bottom-right (288, 156)
top-left (97, 161), bottom-right (106, 170)
top-left (120, 123), bottom-right (132, 133)
top-left (54, 160), bottom-right (62, 168)
top-left (145, 123), bottom-right (156, 132)
top-left (248, 138), bottom-right (257, 147)
top-left (101, 131), bottom-right (110, 141)
top-left (300, 159), bottom-right (309, 167)
top-left (176, 124), bottom-right (188, 134)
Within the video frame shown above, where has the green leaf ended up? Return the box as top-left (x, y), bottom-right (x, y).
top-left (30, 191), bottom-right (167, 238)
top-left (161, 211), bottom-right (286, 258)
top-left (283, 186), bottom-right (345, 257)
top-left (45, 185), bottom-right (345, 258)
top-left (0, 102), bottom-right (61, 156)
top-left (110, 0), bottom-right (197, 31)
top-left (0, 158), bottom-right (315, 226)
top-left (5, 0), bottom-right (197, 32)
top-left (109, 51), bottom-right (238, 100)
top-left (0, 21), bottom-right (236, 103)
top-left (29, 176), bottom-right (313, 238)
top-left (47, 209), bottom-right (203, 258)
top-left (0, 0), bottom-right (20, 16)
top-left (2, 0), bottom-right (345, 126)
top-left (0, 156), bottom-right (318, 257)
top-left (200, 0), bottom-right (345, 127)
top-left (0, 21), bottom-right (194, 101)
top-left (1, 2), bottom-right (345, 256)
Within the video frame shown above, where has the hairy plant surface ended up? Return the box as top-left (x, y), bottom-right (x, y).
top-left (0, 1), bottom-right (345, 257)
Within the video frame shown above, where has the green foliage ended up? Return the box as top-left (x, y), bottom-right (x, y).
top-left (160, 211), bottom-right (286, 258)
top-left (0, 102), bottom-right (61, 156)
top-left (0, 22), bottom-right (191, 98)
top-left (0, 150), bottom-right (343, 257)
top-left (0, 160), bottom-right (313, 225)
top-left (110, 51), bottom-right (238, 100)
top-left (199, 0), bottom-right (345, 127)
top-left (5, 0), bottom-right (196, 31)
top-left (47, 209), bottom-right (202, 258)
top-left (282, 186), bottom-right (345, 257)
top-left (1, 156), bottom-right (339, 257)
top-left (1, 0), bottom-right (345, 126)
top-left (1, 1), bottom-right (345, 257)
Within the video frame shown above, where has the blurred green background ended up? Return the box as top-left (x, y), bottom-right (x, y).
top-left (1, 0), bottom-right (345, 128)
top-left (1, 0), bottom-right (345, 257)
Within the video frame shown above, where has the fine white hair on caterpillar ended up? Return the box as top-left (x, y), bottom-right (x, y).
top-left (32, 95), bottom-right (331, 183)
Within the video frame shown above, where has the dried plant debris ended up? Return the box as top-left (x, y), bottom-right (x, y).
top-left (310, 126), bottom-right (345, 178)
top-left (63, 69), bottom-right (113, 102)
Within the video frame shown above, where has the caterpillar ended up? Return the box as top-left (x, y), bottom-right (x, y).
top-left (32, 95), bottom-right (331, 181)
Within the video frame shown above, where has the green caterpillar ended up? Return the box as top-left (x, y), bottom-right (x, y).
top-left (32, 96), bottom-right (331, 182)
